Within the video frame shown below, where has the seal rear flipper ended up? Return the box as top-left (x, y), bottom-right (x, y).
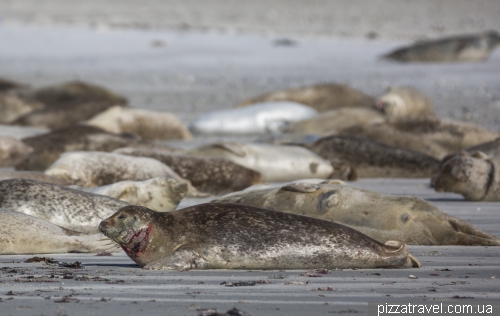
top-left (383, 241), bottom-right (421, 268)
top-left (143, 248), bottom-right (209, 271)
top-left (445, 216), bottom-right (500, 246)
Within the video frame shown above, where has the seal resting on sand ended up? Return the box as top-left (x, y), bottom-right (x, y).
top-left (99, 203), bottom-right (421, 270)
top-left (374, 86), bottom-right (435, 120)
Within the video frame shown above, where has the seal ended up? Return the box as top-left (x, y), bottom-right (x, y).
top-left (12, 81), bottom-right (127, 130)
top-left (432, 151), bottom-right (500, 201)
top-left (305, 135), bottom-right (439, 178)
top-left (283, 107), bottom-right (385, 135)
top-left (334, 123), bottom-right (449, 159)
top-left (237, 83), bottom-right (375, 112)
top-left (16, 125), bottom-right (144, 171)
top-left (439, 137), bottom-right (500, 168)
top-left (190, 102), bottom-right (317, 135)
top-left (74, 177), bottom-right (188, 212)
top-left (0, 170), bottom-right (69, 185)
top-left (85, 106), bottom-right (192, 140)
top-left (0, 178), bottom-right (129, 233)
top-left (382, 30), bottom-right (500, 63)
top-left (216, 182), bottom-right (500, 246)
top-left (44, 151), bottom-right (207, 197)
top-left (0, 208), bottom-right (119, 254)
top-left (374, 86), bottom-right (435, 119)
top-left (186, 141), bottom-right (335, 182)
top-left (0, 76), bottom-right (25, 91)
top-left (99, 203), bottom-right (421, 270)
top-left (113, 147), bottom-right (266, 195)
top-left (0, 135), bottom-right (33, 167)
top-left (0, 92), bottom-right (43, 124)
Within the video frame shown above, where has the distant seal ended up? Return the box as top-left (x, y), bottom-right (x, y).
top-left (99, 203), bottom-right (420, 270)
top-left (237, 83), bottom-right (375, 112)
top-left (334, 124), bottom-right (449, 159)
top-left (114, 147), bottom-right (266, 195)
top-left (186, 142), bottom-right (335, 182)
top-left (0, 135), bottom-right (33, 167)
top-left (0, 179), bottom-right (128, 233)
top-left (0, 208), bottom-right (119, 254)
top-left (217, 182), bottom-right (500, 246)
top-left (432, 151), bottom-right (500, 201)
top-left (284, 107), bottom-right (385, 135)
top-left (74, 177), bottom-right (188, 212)
top-left (383, 30), bottom-right (500, 63)
top-left (45, 151), bottom-right (207, 197)
top-left (85, 106), bottom-right (192, 140)
top-left (0, 170), bottom-right (69, 185)
top-left (305, 135), bottom-right (439, 178)
top-left (374, 86), bottom-right (435, 119)
top-left (16, 125), bottom-right (144, 171)
top-left (0, 92), bottom-right (43, 124)
top-left (439, 137), bottom-right (500, 168)
top-left (0, 77), bottom-right (25, 91)
top-left (387, 117), bottom-right (499, 152)
top-left (190, 102), bottom-right (317, 135)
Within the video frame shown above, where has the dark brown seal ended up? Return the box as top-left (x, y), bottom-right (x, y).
top-left (99, 203), bottom-right (420, 270)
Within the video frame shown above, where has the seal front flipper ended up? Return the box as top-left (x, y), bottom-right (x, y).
top-left (143, 248), bottom-right (209, 271)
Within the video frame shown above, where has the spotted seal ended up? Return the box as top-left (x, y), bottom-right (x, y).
top-left (237, 83), bottom-right (375, 112)
top-left (0, 178), bottom-right (128, 233)
top-left (0, 135), bottom-right (33, 167)
top-left (85, 106), bottom-right (192, 140)
top-left (0, 208), bottom-right (119, 254)
top-left (383, 30), bottom-right (500, 63)
top-left (99, 203), bottom-right (421, 270)
top-left (374, 87), bottom-right (435, 120)
top-left (113, 147), bottom-right (266, 195)
top-left (216, 182), bottom-right (500, 246)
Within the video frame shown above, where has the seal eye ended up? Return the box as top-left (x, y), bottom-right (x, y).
top-left (118, 215), bottom-right (127, 220)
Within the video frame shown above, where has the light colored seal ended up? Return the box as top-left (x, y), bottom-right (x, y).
top-left (284, 107), bottom-right (385, 135)
top-left (387, 116), bottom-right (499, 152)
top-left (0, 135), bottom-right (33, 167)
top-left (305, 135), bottom-right (439, 178)
top-left (45, 151), bottom-right (206, 197)
top-left (73, 177), bottom-right (188, 212)
top-left (237, 83), bottom-right (375, 113)
top-left (190, 102), bottom-right (317, 135)
top-left (17, 125), bottom-right (144, 171)
top-left (0, 208), bottom-right (119, 254)
top-left (85, 106), bottom-right (192, 140)
top-left (432, 151), bottom-right (500, 201)
top-left (113, 147), bottom-right (266, 195)
top-left (0, 170), bottom-right (69, 185)
top-left (186, 142), bottom-right (335, 182)
top-left (374, 86), bottom-right (435, 119)
top-left (0, 178), bottom-right (129, 233)
top-left (0, 92), bottom-right (43, 124)
top-left (383, 30), bottom-right (500, 63)
top-left (334, 123), bottom-right (449, 159)
top-left (216, 182), bottom-right (500, 246)
top-left (99, 203), bottom-right (420, 270)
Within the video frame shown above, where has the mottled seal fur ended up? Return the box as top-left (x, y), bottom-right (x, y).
top-left (305, 135), bottom-right (439, 178)
top-left (74, 177), bottom-right (188, 212)
top-left (99, 203), bottom-right (420, 270)
top-left (0, 170), bottom-right (69, 185)
top-left (0, 135), bottom-right (33, 167)
top-left (85, 106), bottom-right (192, 140)
top-left (114, 147), bottom-right (266, 195)
top-left (45, 151), bottom-right (206, 197)
top-left (334, 124), bottom-right (449, 159)
top-left (0, 179), bottom-right (128, 233)
top-left (237, 83), bottom-right (375, 112)
top-left (388, 117), bottom-right (499, 152)
top-left (190, 102), bottom-right (317, 135)
top-left (0, 92), bottom-right (43, 123)
top-left (0, 208), bottom-right (119, 254)
top-left (284, 107), bottom-right (385, 135)
top-left (433, 151), bottom-right (500, 201)
top-left (16, 125), bottom-right (144, 171)
top-left (186, 142), bottom-right (335, 182)
top-left (374, 87), bottom-right (435, 119)
top-left (383, 30), bottom-right (500, 63)
top-left (217, 182), bottom-right (500, 246)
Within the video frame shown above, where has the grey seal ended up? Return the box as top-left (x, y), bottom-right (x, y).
top-left (99, 203), bottom-right (421, 270)
top-left (0, 208), bottom-right (119, 254)
top-left (0, 178), bottom-right (128, 233)
top-left (217, 182), bottom-right (500, 246)
top-left (374, 87), bottom-right (435, 119)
